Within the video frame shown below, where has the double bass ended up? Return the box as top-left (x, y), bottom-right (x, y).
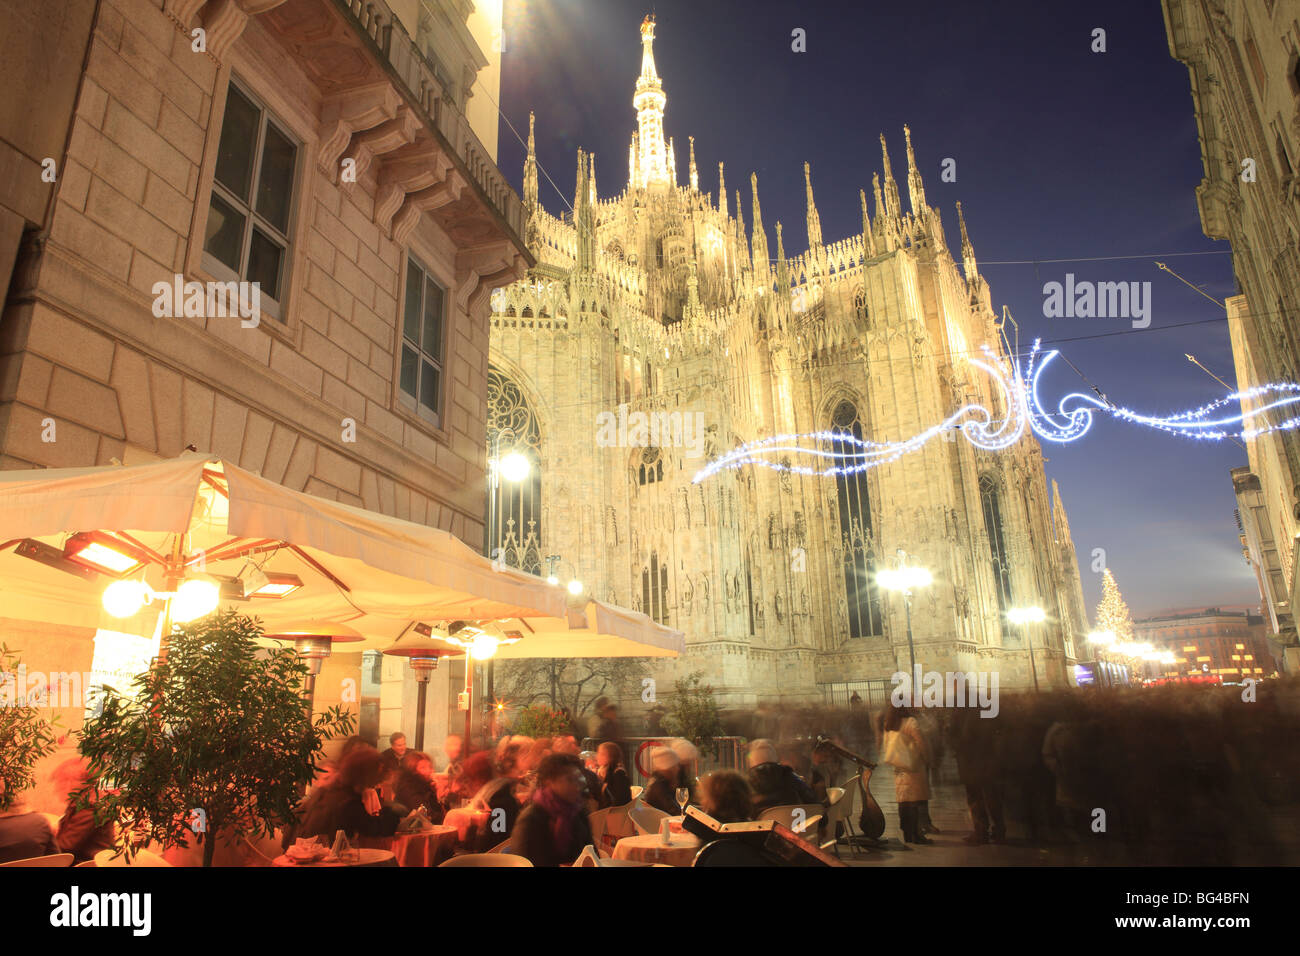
top-left (814, 735), bottom-right (886, 841)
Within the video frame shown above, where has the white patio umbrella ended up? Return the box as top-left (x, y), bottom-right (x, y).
top-left (0, 453), bottom-right (568, 646)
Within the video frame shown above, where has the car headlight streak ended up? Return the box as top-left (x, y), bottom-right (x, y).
top-left (691, 340), bottom-right (1300, 483)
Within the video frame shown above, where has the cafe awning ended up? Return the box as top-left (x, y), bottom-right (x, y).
top-left (0, 453), bottom-right (567, 640)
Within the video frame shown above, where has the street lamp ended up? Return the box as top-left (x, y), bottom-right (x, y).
top-left (1008, 606), bottom-right (1046, 692)
top-left (876, 555), bottom-right (932, 680)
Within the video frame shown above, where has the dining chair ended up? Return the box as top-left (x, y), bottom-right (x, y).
top-left (574, 845), bottom-right (601, 867)
top-left (0, 852), bottom-right (74, 867)
top-left (628, 798), bottom-right (668, 836)
top-left (587, 807), bottom-right (611, 852)
top-left (438, 853), bottom-right (532, 867)
top-left (821, 774), bottom-right (860, 858)
top-left (825, 787), bottom-right (845, 806)
top-left (758, 803), bottom-right (825, 843)
top-left (240, 834), bottom-right (279, 866)
top-left (74, 860), bottom-right (97, 867)
top-left (629, 785), bottom-right (643, 801)
top-left (486, 838), bottom-right (512, 853)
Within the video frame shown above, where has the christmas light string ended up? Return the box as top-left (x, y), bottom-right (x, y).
top-left (691, 340), bottom-right (1300, 483)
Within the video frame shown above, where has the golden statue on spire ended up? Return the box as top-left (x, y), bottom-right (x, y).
top-left (641, 14), bottom-right (655, 36)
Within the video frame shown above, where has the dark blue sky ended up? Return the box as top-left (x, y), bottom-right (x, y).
top-left (494, 0), bottom-right (1260, 618)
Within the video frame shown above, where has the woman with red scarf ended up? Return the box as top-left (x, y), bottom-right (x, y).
top-left (512, 754), bottom-right (592, 866)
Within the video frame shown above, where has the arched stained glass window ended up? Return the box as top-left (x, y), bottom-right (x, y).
top-left (486, 367), bottom-right (542, 574)
top-left (829, 399), bottom-right (883, 638)
top-left (980, 475), bottom-right (1013, 612)
top-left (642, 551), bottom-right (668, 624)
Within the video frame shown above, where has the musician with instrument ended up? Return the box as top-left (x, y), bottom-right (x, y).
top-left (813, 736), bottom-right (887, 844)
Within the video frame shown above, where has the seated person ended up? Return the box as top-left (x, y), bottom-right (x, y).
top-left (512, 754), bottom-right (593, 867)
top-left (746, 739), bottom-right (816, 813)
top-left (0, 789), bottom-right (58, 864)
top-left (699, 770), bottom-right (756, 824)
top-left (643, 746), bottom-right (686, 815)
top-left (52, 757), bottom-right (115, 863)
top-left (554, 736), bottom-right (600, 811)
top-left (808, 740), bottom-right (844, 806)
top-left (295, 744), bottom-right (404, 841)
top-left (594, 742), bottom-right (632, 808)
top-left (469, 749), bottom-right (524, 852)
top-left (392, 750), bottom-right (443, 822)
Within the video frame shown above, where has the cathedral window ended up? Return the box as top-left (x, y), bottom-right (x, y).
top-left (399, 255), bottom-right (446, 426)
top-left (980, 475), bottom-right (1014, 613)
top-left (829, 400), bottom-right (884, 638)
top-left (486, 367), bottom-right (543, 573)
top-left (642, 551), bottom-right (669, 624)
top-left (638, 447), bottom-right (664, 486)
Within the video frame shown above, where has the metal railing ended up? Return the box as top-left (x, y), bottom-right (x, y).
top-left (820, 679), bottom-right (894, 709)
top-left (334, 0), bottom-right (527, 241)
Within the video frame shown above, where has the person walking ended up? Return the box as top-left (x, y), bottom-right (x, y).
top-left (882, 706), bottom-right (932, 845)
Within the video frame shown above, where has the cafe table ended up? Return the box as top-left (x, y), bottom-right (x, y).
top-left (358, 825), bottom-right (458, 867)
top-left (271, 848), bottom-right (397, 867)
top-left (611, 829), bottom-right (701, 867)
top-left (443, 807), bottom-right (491, 843)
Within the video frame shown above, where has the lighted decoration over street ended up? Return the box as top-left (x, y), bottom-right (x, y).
top-left (691, 341), bottom-right (1300, 482)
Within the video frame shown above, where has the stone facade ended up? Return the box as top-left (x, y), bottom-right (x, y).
top-left (487, 18), bottom-right (1089, 707)
top-left (0, 0), bottom-right (524, 748)
top-left (1164, 0), bottom-right (1300, 671)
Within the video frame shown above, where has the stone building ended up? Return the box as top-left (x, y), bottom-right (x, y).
top-left (1135, 606), bottom-right (1277, 680)
top-left (0, 0), bottom-right (525, 756)
top-left (486, 17), bottom-right (1089, 708)
top-left (1163, 1), bottom-right (1300, 672)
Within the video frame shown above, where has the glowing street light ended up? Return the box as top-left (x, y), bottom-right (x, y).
top-left (876, 553), bottom-right (931, 680)
top-left (497, 451), bottom-right (531, 483)
top-left (1008, 606), bottom-right (1046, 692)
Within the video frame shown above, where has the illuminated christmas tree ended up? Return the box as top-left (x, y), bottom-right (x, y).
top-left (1094, 569), bottom-right (1135, 643)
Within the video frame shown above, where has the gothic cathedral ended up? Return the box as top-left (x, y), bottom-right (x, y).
top-left (487, 16), bottom-right (1090, 706)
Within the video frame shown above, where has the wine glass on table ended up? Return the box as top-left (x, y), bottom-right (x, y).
top-left (675, 787), bottom-right (689, 823)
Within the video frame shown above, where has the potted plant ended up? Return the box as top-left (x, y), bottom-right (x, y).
top-left (0, 644), bottom-right (60, 811)
top-left (75, 609), bottom-right (354, 867)
top-left (511, 703), bottom-right (575, 739)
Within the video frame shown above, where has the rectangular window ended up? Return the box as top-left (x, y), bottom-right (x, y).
top-left (202, 78), bottom-right (298, 321)
top-left (399, 256), bottom-right (446, 426)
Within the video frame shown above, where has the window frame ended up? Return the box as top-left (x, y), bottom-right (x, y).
top-left (397, 253), bottom-right (449, 429)
top-left (200, 73), bottom-right (301, 325)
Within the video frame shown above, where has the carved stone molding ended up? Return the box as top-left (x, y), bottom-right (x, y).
top-left (318, 81), bottom-right (401, 176)
top-left (195, 0), bottom-right (290, 62)
top-left (375, 139), bottom-right (456, 232)
top-left (391, 170), bottom-right (465, 246)
top-left (341, 105), bottom-right (421, 186)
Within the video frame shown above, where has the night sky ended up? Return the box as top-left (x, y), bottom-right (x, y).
top-left (492, 0), bottom-right (1260, 619)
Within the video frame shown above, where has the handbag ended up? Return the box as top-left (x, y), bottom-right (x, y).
top-left (883, 729), bottom-right (920, 773)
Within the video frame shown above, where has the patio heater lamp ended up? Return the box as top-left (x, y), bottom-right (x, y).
top-left (263, 622), bottom-right (363, 708)
top-left (382, 629), bottom-right (454, 752)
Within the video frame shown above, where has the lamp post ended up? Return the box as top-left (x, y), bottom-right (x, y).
top-left (1008, 606), bottom-right (1046, 692)
top-left (877, 554), bottom-right (932, 681)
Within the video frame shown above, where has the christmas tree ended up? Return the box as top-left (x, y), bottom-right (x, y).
top-left (1094, 568), bottom-right (1135, 643)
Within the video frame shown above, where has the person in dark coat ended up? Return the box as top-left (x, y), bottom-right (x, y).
top-left (513, 754), bottom-right (593, 867)
top-left (747, 739), bottom-right (816, 813)
top-left (296, 745), bottom-right (403, 840)
top-left (392, 751), bottom-right (443, 822)
top-left (595, 742), bottom-right (633, 808)
top-left (378, 732), bottom-right (408, 784)
top-left (644, 746), bottom-right (687, 814)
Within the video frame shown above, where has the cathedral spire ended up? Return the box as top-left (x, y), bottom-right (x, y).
top-left (750, 172), bottom-right (770, 286)
top-left (589, 153), bottom-right (597, 205)
top-left (574, 149), bottom-right (596, 270)
top-left (1052, 479), bottom-right (1074, 543)
top-left (718, 162), bottom-right (727, 216)
top-left (523, 111), bottom-right (538, 210)
top-left (860, 188), bottom-right (877, 258)
top-left (735, 188), bottom-right (750, 271)
top-left (956, 201), bottom-right (979, 284)
top-left (632, 15), bottom-right (670, 189)
top-left (775, 221), bottom-right (790, 297)
top-left (804, 161), bottom-right (823, 252)
top-left (904, 124), bottom-right (926, 216)
top-left (688, 136), bottom-right (699, 191)
top-left (667, 138), bottom-right (677, 186)
top-left (880, 133), bottom-right (902, 222)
